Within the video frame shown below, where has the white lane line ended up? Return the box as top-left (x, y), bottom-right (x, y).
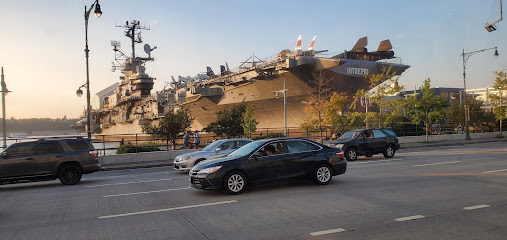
top-left (99, 200), bottom-right (237, 219)
top-left (412, 161), bottom-right (462, 167)
top-left (349, 158), bottom-right (405, 165)
top-left (103, 187), bottom-right (191, 198)
top-left (464, 204), bottom-right (490, 210)
top-left (85, 178), bottom-right (177, 188)
top-left (482, 169), bottom-right (507, 174)
top-left (394, 215), bottom-right (425, 222)
top-left (310, 228), bottom-right (346, 236)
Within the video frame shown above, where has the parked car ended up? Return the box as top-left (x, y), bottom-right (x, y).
top-left (174, 138), bottom-right (253, 171)
top-left (0, 137), bottom-right (100, 185)
top-left (328, 128), bottom-right (400, 161)
top-left (189, 138), bottom-right (347, 194)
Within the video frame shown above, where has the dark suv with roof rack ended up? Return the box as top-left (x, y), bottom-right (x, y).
top-left (0, 138), bottom-right (100, 185)
top-left (327, 128), bottom-right (400, 161)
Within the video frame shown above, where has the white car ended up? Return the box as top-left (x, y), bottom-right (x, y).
top-left (173, 138), bottom-right (253, 171)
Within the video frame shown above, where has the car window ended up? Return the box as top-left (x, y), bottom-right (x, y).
top-left (286, 140), bottom-right (319, 153)
top-left (383, 129), bottom-right (397, 137)
top-left (6, 143), bottom-right (37, 156)
top-left (38, 141), bottom-right (64, 154)
top-left (360, 131), bottom-right (372, 139)
top-left (237, 140), bottom-right (250, 148)
top-left (219, 141), bottom-right (235, 150)
top-left (66, 139), bottom-right (91, 150)
top-left (373, 130), bottom-right (387, 138)
top-left (261, 141), bottom-right (284, 156)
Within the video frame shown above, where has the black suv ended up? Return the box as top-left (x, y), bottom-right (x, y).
top-left (0, 138), bottom-right (100, 185)
top-left (328, 128), bottom-right (400, 161)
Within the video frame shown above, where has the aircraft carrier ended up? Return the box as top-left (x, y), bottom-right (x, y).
top-left (93, 20), bottom-right (410, 135)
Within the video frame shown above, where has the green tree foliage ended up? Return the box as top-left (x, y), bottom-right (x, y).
top-left (204, 104), bottom-right (246, 138)
top-left (489, 70), bottom-right (507, 136)
top-left (447, 98), bottom-right (495, 127)
top-left (241, 104), bottom-right (258, 138)
top-left (142, 107), bottom-right (194, 149)
top-left (303, 71), bottom-right (332, 143)
top-left (407, 79), bottom-right (449, 142)
top-left (352, 66), bottom-right (405, 128)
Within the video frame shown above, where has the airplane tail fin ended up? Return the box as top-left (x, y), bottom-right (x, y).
top-left (225, 61), bottom-right (230, 72)
top-left (295, 35), bottom-right (302, 52)
top-left (171, 76), bottom-right (176, 83)
top-left (377, 39), bottom-right (393, 52)
top-left (351, 36), bottom-right (368, 52)
top-left (206, 66), bottom-right (215, 77)
top-left (308, 35), bottom-right (317, 51)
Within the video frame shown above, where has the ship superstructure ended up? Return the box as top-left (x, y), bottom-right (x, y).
top-left (94, 23), bottom-right (410, 134)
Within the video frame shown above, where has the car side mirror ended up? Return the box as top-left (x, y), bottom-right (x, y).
top-left (215, 148), bottom-right (222, 152)
top-left (358, 135), bottom-right (365, 140)
top-left (251, 151), bottom-right (263, 160)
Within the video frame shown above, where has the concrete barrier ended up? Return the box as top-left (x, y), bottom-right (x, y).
top-left (99, 149), bottom-right (198, 165)
top-left (398, 131), bottom-right (505, 143)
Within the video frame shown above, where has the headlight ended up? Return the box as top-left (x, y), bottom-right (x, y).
top-left (335, 144), bottom-right (344, 149)
top-left (199, 166), bottom-right (222, 174)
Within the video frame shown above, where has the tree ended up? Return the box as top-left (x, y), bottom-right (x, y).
top-left (203, 104), bottom-right (246, 138)
top-left (352, 66), bottom-right (405, 128)
top-left (447, 98), bottom-right (495, 129)
top-left (303, 71), bottom-right (332, 143)
top-left (407, 79), bottom-right (449, 142)
top-left (323, 92), bottom-right (353, 134)
top-left (241, 104), bottom-right (258, 138)
top-left (142, 107), bottom-right (194, 149)
top-left (489, 70), bottom-right (507, 137)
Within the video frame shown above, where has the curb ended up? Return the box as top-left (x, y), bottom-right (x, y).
top-left (399, 138), bottom-right (507, 149)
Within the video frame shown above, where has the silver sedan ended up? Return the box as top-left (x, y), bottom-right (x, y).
top-left (173, 138), bottom-right (253, 171)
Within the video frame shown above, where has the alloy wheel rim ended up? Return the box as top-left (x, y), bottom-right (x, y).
top-left (349, 150), bottom-right (356, 159)
top-left (228, 174), bottom-right (244, 192)
top-left (317, 167), bottom-right (330, 183)
top-left (387, 147), bottom-right (394, 156)
top-left (63, 168), bottom-right (77, 183)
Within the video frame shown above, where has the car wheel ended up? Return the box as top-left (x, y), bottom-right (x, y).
top-left (313, 164), bottom-right (332, 185)
top-left (193, 158), bottom-right (206, 167)
top-left (383, 145), bottom-right (395, 158)
top-left (345, 148), bottom-right (358, 161)
top-left (58, 165), bottom-right (82, 185)
top-left (224, 171), bottom-right (247, 195)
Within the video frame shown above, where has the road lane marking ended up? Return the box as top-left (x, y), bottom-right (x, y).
top-left (99, 200), bottom-right (237, 219)
top-left (394, 215), bottom-right (425, 222)
top-left (103, 187), bottom-right (191, 198)
top-left (310, 228), bottom-right (346, 236)
top-left (464, 204), bottom-right (490, 210)
top-left (482, 169), bottom-right (507, 174)
top-left (412, 161), bottom-right (461, 167)
top-left (85, 178), bottom-right (178, 187)
top-left (349, 158), bottom-right (405, 165)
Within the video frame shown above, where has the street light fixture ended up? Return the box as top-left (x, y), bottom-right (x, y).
top-left (274, 79), bottom-right (288, 136)
top-left (1, 67), bottom-right (12, 149)
top-left (80, 0), bottom-right (102, 139)
top-left (461, 47), bottom-right (499, 140)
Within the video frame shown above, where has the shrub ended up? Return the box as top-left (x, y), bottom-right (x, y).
top-left (116, 143), bottom-right (160, 154)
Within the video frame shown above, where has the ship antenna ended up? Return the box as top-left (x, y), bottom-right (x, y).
top-left (116, 20), bottom-right (150, 58)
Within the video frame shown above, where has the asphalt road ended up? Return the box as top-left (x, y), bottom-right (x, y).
top-left (1, 142), bottom-right (506, 240)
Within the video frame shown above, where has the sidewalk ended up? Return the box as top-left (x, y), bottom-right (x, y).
top-left (100, 136), bottom-right (507, 171)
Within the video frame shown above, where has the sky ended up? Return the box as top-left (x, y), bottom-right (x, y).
top-left (0, 0), bottom-right (506, 119)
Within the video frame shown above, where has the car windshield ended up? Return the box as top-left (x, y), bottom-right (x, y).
top-left (228, 141), bottom-right (264, 157)
top-left (338, 131), bottom-right (361, 140)
top-left (201, 141), bottom-right (224, 151)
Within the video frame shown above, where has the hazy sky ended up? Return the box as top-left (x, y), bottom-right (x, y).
top-left (1, 0), bottom-right (506, 119)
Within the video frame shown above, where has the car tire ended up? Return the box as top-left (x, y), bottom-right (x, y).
top-left (58, 165), bottom-right (82, 185)
top-left (313, 164), bottom-right (332, 185)
top-left (383, 145), bottom-right (395, 158)
top-left (223, 171), bottom-right (247, 195)
top-left (345, 148), bottom-right (358, 161)
top-left (194, 158), bottom-right (206, 167)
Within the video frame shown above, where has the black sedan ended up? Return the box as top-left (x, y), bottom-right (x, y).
top-left (189, 138), bottom-right (347, 194)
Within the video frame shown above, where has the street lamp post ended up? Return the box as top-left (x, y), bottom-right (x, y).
top-left (1, 67), bottom-right (11, 149)
top-left (81, 0), bottom-right (102, 139)
top-left (461, 47), bottom-right (499, 140)
top-left (274, 79), bottom-right (288, 136)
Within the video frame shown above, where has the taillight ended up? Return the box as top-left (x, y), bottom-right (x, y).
top-left (90, 152), bottom-right (99, 158)
top-left (337, 152), bottom-right (344, 157)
